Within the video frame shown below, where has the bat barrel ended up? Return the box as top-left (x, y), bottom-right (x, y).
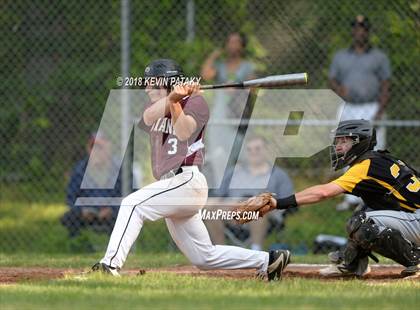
top-left (243, 73), bottom-right (308, 88)
top-left (200, 73), bottom-right (308, 90)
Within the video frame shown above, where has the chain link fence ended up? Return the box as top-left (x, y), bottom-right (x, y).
top-left (1, 0), bottom-right (419, 254)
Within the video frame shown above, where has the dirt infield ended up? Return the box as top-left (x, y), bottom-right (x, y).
top-left (0, 264), bottom-right (418, 284)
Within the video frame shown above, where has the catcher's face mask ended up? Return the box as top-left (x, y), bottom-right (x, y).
top-left (330, 135), bottom-right (359, 170)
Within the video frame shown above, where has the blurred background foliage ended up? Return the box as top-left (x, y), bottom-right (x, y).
top-left (0, 0), bottom-right (418, 252)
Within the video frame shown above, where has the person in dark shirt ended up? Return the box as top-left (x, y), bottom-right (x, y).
top-left (329, 15), bottom-right (392, 211)
top-left (61, 132), bottom-right (122, 239)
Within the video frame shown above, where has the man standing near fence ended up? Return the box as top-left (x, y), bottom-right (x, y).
top-left (329, 15), bottom-right (392, 211)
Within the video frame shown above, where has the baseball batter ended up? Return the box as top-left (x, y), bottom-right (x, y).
top-left (235, 120), bottom-right (419, 277)
top-left (92, 59), bottom-right (290, 280)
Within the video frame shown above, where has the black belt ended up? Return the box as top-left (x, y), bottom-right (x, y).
top-left (160, 166), bottom-right (192, 180)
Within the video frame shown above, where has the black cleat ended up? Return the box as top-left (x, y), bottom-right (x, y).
top-left (401, 265), bottom-right (419, 278)
top-left (91, 262), bottom-right (121, 277)
top-left (267, 250), bottom-right (291, 281)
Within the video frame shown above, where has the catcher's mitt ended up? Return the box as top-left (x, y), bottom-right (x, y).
top-left (234, 192), bottom-right (276, 224)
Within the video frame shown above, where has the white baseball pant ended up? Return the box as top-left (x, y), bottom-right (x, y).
top-left (101, 166), bottom-right (269, 271)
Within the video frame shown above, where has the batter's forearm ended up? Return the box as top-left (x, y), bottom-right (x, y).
top-left (173, 117), bottom-right (195, 141)
top-left (143, 97), bottom-right (171, 126)
top-left (170, 103), bottom-right (196, 141)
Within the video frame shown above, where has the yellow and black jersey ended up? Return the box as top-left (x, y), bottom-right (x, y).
top-left (332, 151), bottom-right (420, 212)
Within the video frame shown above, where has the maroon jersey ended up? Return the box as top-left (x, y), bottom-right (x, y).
top-left (139, 95), bottom-right (209, 179)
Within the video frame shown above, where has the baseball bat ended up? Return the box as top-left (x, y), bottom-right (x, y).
top-left (200, 73), bottom-right (308, 90)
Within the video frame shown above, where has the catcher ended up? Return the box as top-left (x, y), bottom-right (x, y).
top-left (235, 119), bottom-right (419, 277)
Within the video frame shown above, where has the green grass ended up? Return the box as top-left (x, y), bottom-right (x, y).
top-left (0, 253), bottom-right (415, 309)
top-left (0, 262), bottom-right (418, 309)
top-left (1, 275), bottom-right (418, 310)
top-left (0, 201), bottom-right (174, 253)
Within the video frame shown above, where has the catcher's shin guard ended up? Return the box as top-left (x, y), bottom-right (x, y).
top-left (370, 228), bottom-right (419, 268)
top-left (341, 241), bottom-right (371, 276)
top-left (346, 211), bottom-right (419, 268)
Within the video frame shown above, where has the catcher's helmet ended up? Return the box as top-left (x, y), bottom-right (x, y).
top-left (144, 58), bottom-right (183, 89)
top-left (330, 119), bottom-right (377, 170)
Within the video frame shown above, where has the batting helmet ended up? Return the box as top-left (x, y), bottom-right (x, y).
top-left (330, 119), bottom-right (377, 170)
top-left (144, 58), bottom-right (183, 89)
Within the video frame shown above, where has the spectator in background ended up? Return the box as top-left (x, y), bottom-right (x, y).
top-left (61, 132), bottom-right (122, 243)
top-left (201, 32), bottom-right (255, 86)
top-left (201, 32), bottom-right (256, 186)
top-left (329, 15), bottom-right (391, 211)
top-left (205, 135), bottom-right (295, 251)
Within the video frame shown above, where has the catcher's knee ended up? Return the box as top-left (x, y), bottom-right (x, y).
top-left (346, 211), bottom-right (380, 249)
top-left (346, 211), bottom-right (419, 267)
top-left (372, 227), bottom-right (419, 267)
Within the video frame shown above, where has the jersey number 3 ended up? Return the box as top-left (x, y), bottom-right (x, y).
top-left (390, 163), bottom-right (420, 193)
top-left (167, 138), bottom-right (178, 155)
